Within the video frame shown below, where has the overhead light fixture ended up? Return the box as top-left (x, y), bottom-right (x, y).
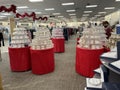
top-left (0, 16), bottom-right (6, 17)
top-left (61, 2), bottom-right (74, 6)
top-left (35, 12), bottom-right (42, 14)
top-left (98, 12), bottom-right (106, 14)
top-left (1, 13), bottom-right (11, 15)
top-left (115, 0), bottom-right (120, 1)
top-left (66, 10), bottom-right (75, 12)
top-left (53, 13), bottom-right (60, 15)
top-left (84, 11), bottom-right (93, 13)
top-left (17, 6), bottom-right (28, 9)
top-left (70, 16), bottom-right (76, 18)
top-left (45, 8), bottom-right (55, 11)
top-left (69, 13), bottom-right (76, 16)
top-left (95, 15), bottom-right (101, 17)
top-left (104, 7), bottom-right (115, 9)
top-left (58, 16), bottom-right (64, 18)
top-left (83, 14), bottom-right (89, 16)
top-left (86, 5), bottom-right (97, 8)
top-left (43, 15), bottom-right (49, 17)
top-left (29, 0), bottom-right (44, 2)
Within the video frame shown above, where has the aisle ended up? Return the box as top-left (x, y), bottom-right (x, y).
top-left (0, 35), bottom-right (86, 90)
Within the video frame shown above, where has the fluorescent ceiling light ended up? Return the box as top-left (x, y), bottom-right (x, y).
top-left (58, 16), bottom-right (64, 18)
top-left (17, 6), bottom-right (28, 9)
top-left (69, 13), bottom-right (76, 16)
top-left (1, 13), bottom-right (11, 15)
top-left (29, 0), bottom-right (44, 2)
top-left (62, 2), bottom-right (74, 6)
top-left (66, 10), bottom-right (75, 12)
top-left (43, 15), bottom-right (49, 17)
top-left (104, 7), bottom-right (115, 9)
top-left (84, 11), bottom-right (93, 13)
top-left (53, 13), bottom-right (60, 15)
top-left (115, 0), bottom-right (120, 1)
top-left (0, 16), bottom-right (6, 17)
top-left (86, 5), bottom-right (97, 8)
top-left (27, 9), bottom-right (37, 11)
top-left (45, 8), bottom-right (55, 11)
top-left (70, 16), bottom-right (76, 18)
top-left (95, 15), bottom-right (101, 17)
top-left (98, 12), bottom-right (106, 14)
top-left (83, 14), bottom-right (89, 16)
top-left (35, 12), bottom-right (42, 14)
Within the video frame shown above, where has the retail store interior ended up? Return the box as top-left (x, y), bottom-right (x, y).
top-left (0, 0), bottom-right (120, 90)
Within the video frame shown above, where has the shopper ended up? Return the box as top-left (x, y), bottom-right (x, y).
top-left (0, 29), bottom-right (5, 47)
top-left (102, 21), bottom-right (113, 39)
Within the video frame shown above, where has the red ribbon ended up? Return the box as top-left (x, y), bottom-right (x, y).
top-left (16, 12), bottom-right (48, 21)
top-left (16, 12), bottom-right (36, 20)
top-left (35, 17), bottom-right (48, 21)
top-left (0, 4), bottom-right (16, 13)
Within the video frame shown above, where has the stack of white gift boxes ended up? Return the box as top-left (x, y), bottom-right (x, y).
top-left (52, 28), bottom-right (64, 38)
top-left (10, 28), bottom-right (31, 48)
top-left (31, 27), bottom-right (53, 50)
top-left (78, 26), bottom-right (107, 49)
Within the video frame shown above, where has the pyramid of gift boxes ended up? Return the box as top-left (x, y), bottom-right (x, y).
top-left (52, 28), bottom-right (64, 38)
top-left (10, 28), bottom-right (31, 48)
top-left (78, 26), bottom-right (107, 49)
top-left (31, 27), bottom-right (53, 50)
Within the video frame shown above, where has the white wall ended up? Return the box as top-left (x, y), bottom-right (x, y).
top-left (105, 10), bottom-right (120, 25)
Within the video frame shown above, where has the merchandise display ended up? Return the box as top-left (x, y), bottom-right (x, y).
top-left (31, 27), bottom-right (53, 50)
top-left (107, 33), bottom-right (120, 49)
top-left (1, 0), bottom-right (120, 90)
top-left (51, 27), bottom-right (65, 52)
top-left (88, 78), bottom-right (102, 86)
top-left (109, 60), bottom-right (120, 70)
top-left (52, 28), bottom-right (64, 38)
top-left (8, 47), bottom-right (31, 71)
top-left (30, 48), bottom-right (54, 75)
top-left (78, 27), bottom-right (107, 49)
top-left (100, 51), bottom-right (117, 60)
top-left (76, 46), bottom-right (104, 77)
top-left (106, 24), bottom-right (120, 49)
top-left (10, 28), bottom-right (31, 48)
top-left (52, 38), bottom-right (65, 52)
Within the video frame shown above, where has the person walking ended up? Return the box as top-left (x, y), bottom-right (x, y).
top-left (0, 29), bottom-right (5, 47)
top-left (102, 21), bottom-right (113, 39)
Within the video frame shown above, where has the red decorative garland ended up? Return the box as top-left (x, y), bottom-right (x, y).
top-left (35, 17), bottom-right (48, 21)
top-left (16, 12), bottom-right (36, 19)
top-left (0, 5), bottom-right (48, 21)
top-left (16, 12), bottom-right (48, 21)
top-left (0, 4), bottom-right (16, 13)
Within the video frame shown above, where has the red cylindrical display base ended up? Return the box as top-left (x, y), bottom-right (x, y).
top-left (30, 48), bottom-right (55, 75)
top-left (52, 38), bottom-right (65, 53)
top-left (76, 46), bottom-right (104, 77)
top-left (8, 47), bottom-right (31, 72)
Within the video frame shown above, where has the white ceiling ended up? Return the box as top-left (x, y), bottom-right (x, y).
top-left (0, 0), bottom-right (120, 22)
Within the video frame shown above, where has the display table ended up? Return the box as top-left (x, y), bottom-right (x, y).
top-left (8, 47), bottom-right (31, 71)
top-left (30, 48), bottom-right (55, 75)
top-left (76, 46), bottom-right (104, 77)
top-left (101, 58), bottom-right (120, 75)
top-left (52, 38), bottom-right (65, 53)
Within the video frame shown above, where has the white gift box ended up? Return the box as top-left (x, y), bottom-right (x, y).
top-left (36, 45), bottom-right (40, 49)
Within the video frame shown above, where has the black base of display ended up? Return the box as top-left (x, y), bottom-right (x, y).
top-left (102, 82), bottom-right (120, 90)
top-left (86, 87), bottom-right (102, 90)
